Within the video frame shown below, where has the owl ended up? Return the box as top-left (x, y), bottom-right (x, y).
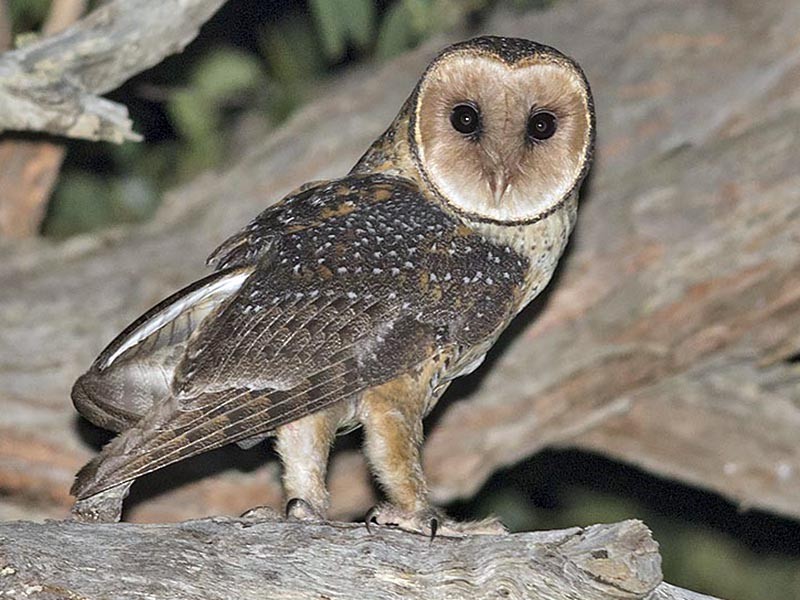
top-left (70, 36), bottom-right (594, 536)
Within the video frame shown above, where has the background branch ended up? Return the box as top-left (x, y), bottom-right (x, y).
top-left (0, 518), bottom-right (720, 600)
top-left (0, 0), bottom-right (228, 143)
top-left (0, 0), bottom-right (227, 237)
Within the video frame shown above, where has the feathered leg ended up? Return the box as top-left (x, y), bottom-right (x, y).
top-left (274, 407), bottom-right (344, 519)
top-left (360, 372), bottom-right (506, 537)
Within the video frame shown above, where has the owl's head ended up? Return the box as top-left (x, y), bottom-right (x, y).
top-left (411, 36), bottom-right (594, 224)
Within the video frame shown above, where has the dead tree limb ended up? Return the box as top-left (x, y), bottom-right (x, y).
top-left (0, 0), bottom-right (798, 524)
top-left (0, 0), bottom-right (227, 143)
top-left (0, 518), bottom-right (720, 600)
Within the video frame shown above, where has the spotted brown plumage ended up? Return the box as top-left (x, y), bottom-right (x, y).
top-left (71, 36), bottom-right (594, 534)
top-left (72, 176), bottom-right (528, 498)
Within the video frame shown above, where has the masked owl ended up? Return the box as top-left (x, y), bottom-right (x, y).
top-left (71, 35), bottom-right (594, 536)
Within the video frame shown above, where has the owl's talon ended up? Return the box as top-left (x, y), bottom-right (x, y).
top-left (365, 505), bottom-right (380, 534)
top-left (364, 503), bottom-right (445, 537)
top-left (240, 505), bottom-right (282, 521)
top-left (429, 516), bottom-right (438, 542)
top-left (285, 497), bottom-right (324, 521)
top-left (364, 503), bottom-right (507, 538)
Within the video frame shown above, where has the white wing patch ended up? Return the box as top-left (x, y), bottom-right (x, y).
top-left (99, 269), bottom-right (252, 370)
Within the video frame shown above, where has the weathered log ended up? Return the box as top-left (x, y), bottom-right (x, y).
top-left (0, 0), bottom-right (227, 143)
top-left (0, 0), bottom-right (798, 525)
top-left (0, 518), bottom-right (721, 600)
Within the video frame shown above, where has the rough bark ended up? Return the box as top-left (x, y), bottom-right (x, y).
top-left (0, 518), bottom-right (720, 600)
top-left (0, 0), bottom-right (228, 143)
top-left (0, 0), bottom-right (798, 526)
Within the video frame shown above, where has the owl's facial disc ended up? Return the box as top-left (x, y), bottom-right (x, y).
top-left (413, 49), bottom-right (593, 223)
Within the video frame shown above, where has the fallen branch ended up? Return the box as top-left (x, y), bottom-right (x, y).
top-left (0, 0), bottom-right (228, 142)
top-left (0, 518), bottom-right (720, 600)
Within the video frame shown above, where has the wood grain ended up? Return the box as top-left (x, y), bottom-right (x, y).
top-left (0, 518), bottom-right (721, 600)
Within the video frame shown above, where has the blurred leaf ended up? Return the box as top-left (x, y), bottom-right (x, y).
top-left (167, 89), bottom-right (220, 174)
top-left (340, 0), bottom-right (375, 50)
top-left (375, 1), bottom-right (416, 60)
top-left (309, 0), bottom-right (346, 60)
top-left (191, 47), bottom-right (263, 103)
top-left (43, 173), bottom-right (111, 237)
top-left (8, 0), bottom-right (50, 31)
top-left (260, 17), bottom-right (325, 84)
top-left (404, 0), bottom-right (434, 34)
top-left (165, 47), bottom-right (265, 175)
top-left (43, 171), bottom-right (157, 237)
top-left (309, 0), bottom-right (376, 60)
top-left (168, 89), bottom-right (214, 146)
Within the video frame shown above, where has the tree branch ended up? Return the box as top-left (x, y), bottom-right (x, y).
top-left (0, 518), bottom-right (720, 599)
top-left (0, 0), bottom-right (228, 142)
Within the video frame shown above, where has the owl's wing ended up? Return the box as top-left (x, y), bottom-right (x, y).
top-left (72, 266), bottom-right (254, 432)
top-left (71, 176), bottom-right (453, 499)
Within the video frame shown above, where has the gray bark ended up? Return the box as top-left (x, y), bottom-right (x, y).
top-left (0, 518), bottom-right (721, 600)
top-left (0, 0), bottom-right (228, 142)
top-left (0, 0), bottom-right (798, 527)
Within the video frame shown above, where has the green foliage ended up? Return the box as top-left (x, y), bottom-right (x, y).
top-left (42, 170), bottom-right (158, 238)
top-left (8, 0), bottom-right (50, 33)
top-left (166, 47), bottom-right (265, 177)
top-left (309, 0), bottom-right (376, 60)
top-left (375, 0), bottom-right (489, 60)
top-left (259, 16), bottom-right (327, 122)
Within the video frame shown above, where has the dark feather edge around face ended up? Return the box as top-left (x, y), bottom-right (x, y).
top-left (409, 35), bottom-right (596, 226)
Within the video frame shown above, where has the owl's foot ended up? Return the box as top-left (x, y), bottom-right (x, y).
top-left (285, 497), bottom-right (326, 521)
top-left (69, 481), bottom-right (132, 523)
top-left (239, 498), bottom-right (325, 522)
top-left (365, 503), bottom-right (442, 537)
top-left (365, 503), bottom-right (507, 538)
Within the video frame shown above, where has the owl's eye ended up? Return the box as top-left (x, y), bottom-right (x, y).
top-left (527, 110), bottom-right (558, 142)
top-left (450, 103), bottom-right (481, 137)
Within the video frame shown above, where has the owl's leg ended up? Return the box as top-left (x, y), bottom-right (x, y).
top-left (273, 408), bottom-right (342, 521)
top-left (360, 375), bottom-right (507, 538)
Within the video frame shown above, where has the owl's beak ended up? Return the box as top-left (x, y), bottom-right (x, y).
top-left (489, 170), bottom-right (511, 205)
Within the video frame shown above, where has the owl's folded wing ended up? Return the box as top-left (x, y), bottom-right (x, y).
top-left (72, 266), bottom-right (254, 432)
top-left (71, 281), bottom-right (441, 499)
top-left (72, 174), bottom-right (469, 500)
